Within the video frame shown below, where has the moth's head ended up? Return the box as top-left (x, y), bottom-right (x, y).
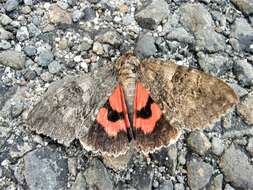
top-left (115, 53), bottom-right (140, 73)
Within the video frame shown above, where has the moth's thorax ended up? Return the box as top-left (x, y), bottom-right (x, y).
top-left (115, 54), bottom-right (140, 123)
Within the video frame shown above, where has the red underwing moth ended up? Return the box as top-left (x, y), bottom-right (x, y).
top-left (27, 53), bottom-right (238, 157)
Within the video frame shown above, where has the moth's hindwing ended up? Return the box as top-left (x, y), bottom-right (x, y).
top-left (80, 84), bottom-right (131, 156)
top-left (139, 59), bottom-right (239, 130)
top-left (133, 82), bottom-right (181, 153)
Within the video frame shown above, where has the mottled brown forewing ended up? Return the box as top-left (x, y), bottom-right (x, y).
top-left (138, 58), bottom-right (239, 130)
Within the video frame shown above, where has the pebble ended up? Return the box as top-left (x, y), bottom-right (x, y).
top-left (132, 164), bottom-right (154, 190)
top-left (219, 144), bottom-right (253, 189)
top-left (36, 48), bottom-right (54, 67)
top-left (0, 40), bottom-right (11, 50)
top-left (174, 183), bottom-right (184, 190)
top-left (24, 46), bottom-right (37, 57)
top-left (233, 59), bottom-right (253, 87)
top-left (135, 0), bottom-right (169, 30)
top-left (83, 7), bottom-right (96, 21)
top-left (0, 26), bottom-right (13, 40)
top-left (166, 27), bottom-right (195, 45)
top-left (48, 4), bottom-right (72, 25)
top-left (72, 9), bottom-right (84, 22)
top-left (40, 72), bottom-right (54, 82)
top-left (4, 0), bottom-right (19, 12)
top-left (24, 146), bottom-right (68, 190)
top-left (23, 69), bottom-right (37, 81)
top-left (48, 61), bottom-right (62, 74)
top-left (187, 158), bottom-right (213, 190)
top-left (246, 137), bottom-right (253, 156)
top-left (16, 26), bottom-right (30, 42)
top-left (92, 41), bottom-right (104, 55)
top-left (95, 30), bottom-right (122, 48)
top-left (84, 158), bottom-right (113, 190)
top-left (159, 180), bottom-right (173, 190)
top-left (0, 14), bottom-right (13, 26)
top-left (0, 50), bottom-right (25, 70)
top-left (134, 32), bottom-right (157, 58)
top-left (187, 131), bottom-right (211, 156)
top-left (237, 92), bottom-right (253, 125)
top-left (207, 174), bottom-right (223, 190)
top-left (211, 137), bottom-right (224, 156)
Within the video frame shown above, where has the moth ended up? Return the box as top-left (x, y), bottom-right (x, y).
top-left (27, 53), bottom-right (238, 157)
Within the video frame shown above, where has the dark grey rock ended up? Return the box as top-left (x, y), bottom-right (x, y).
top-left (4, 0), bottom-right (19, 12)
top-left (83, 159), bottom-right (113, 190)
top-left (187, 131), bottom-right (211, 156)
top-left (195, 29), bottom-right (226, 53)
top-left (0, 50), bottom-right (25, 70)
top-left (36, 48), bottom-right (54, 67)
top-left (48, 61), bottom-right (62, 74)
top-left (135, 0), bottom-right (169, 30)
top-left (246, 137), bottom-right (253, 156)
top-left (132, 164), bottom-right (154, 190)
top-left (231, 0), bottom-right (253, 16)
top-left (71, 172), bottom-right (87, 190)
top-left (23, 69), bottom-right (37, 81)
top-left (180, 3), bottom-right (213, 32)
top-left (233, 59), bottom-right (253, 87)
top-left (24, 46), bottom-right (37, 57)
top-left (166, 27), bottom-right (195, 45)
top-left (134, 33), bottom-right (157, 58)
top-left (151, 145), bottom-right (177, 175)
top-left (187, 158), bottom-right (213, 190)
top-left (83, 7), bottom-right (96, 21)
top-left (16, 26), bottom-right (29, 42)
top-left (219, 144), bottom-right (253, 189)
top-left (207, 174), bottom-right (223, 190)
top-left (231, 18), bottom-right (253, 52)
top-left (211, 137), bottom-right (224, 156)
top-left (95, 30), bottom-right (123, 47)
top-left (160, 180), bottom-right (173, 190)
top-left (0, 40), bottom-right (11, 50)
top-left (0, 26), bottom-right (13, 40)
top-left (24, 146), bottom-right (68, 190)
top-left (198, 52), bottom-right (232, 77)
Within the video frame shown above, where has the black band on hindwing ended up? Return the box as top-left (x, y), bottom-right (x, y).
top-left (136, 97), bottom-right (153, 119)
top-left (104, 100), bottom-right (125, 122)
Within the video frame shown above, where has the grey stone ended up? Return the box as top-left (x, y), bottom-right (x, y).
top-left (135, 0), bottom-right (169, 30)
top-left (72, 10), bottom-right (84, 22)
top-left (87, 0), bottom-right (100, 3)
top-left (92, 41), bottom-right (104, 55)
top-left (237, 92), bottom-right (253, 125)
top-left (174, 183), bottom-right (185, 190)
top-left (198, 52), bottom-right (231, 77)
top-left (48, 4), bottom-right (72, 25)
top-left (0, 117), bottom-right (12, 148)
top-left (233, 59), bottom-right (253, 87)
top-left (219, 144), bottom-right (253, 189)
top-left (0, 50), bottom-right (25, 70)
top-left (195, 29), bottom-right (226, 53)
top-left (24, 46), bottom-right (37, 57)
top-left (0, 26), bottom-right (13, 40)
top-left (4, 0), bottom-right (19, 12)
top-left (40, 72), bottom-right (54, 82)
top-left (132, 164), bottom-right (154, 190)
top-left (211, 137), bottom-right (224, 156)
top-left (231, 0), bottom-right (253, 16)
top-left (36, 48), bottom-right (54, 67)
top-left (166, 27), bottom-right (195, 45)
top-left (0, 40), bottom-right (11, 50)
top-left (231, 18), bottom-right (253, 52)
top-left (224, 184), bottom-right (235, 190)
top-left (24, 146), bottom-right (68, 190)
top-left (151, 145), bottom-right (177, 175)
top-left (134, 33), bottom-right (157, 58)
top-left (95, 30), bottom-right (122, 47)
top-left (0, 14), bottom-right (12, 26)
top-left (48, 61), bottom-right (62, 74)
top-left (24, 0), bottom-right (34, 6)
top-left (11, 100), bottom-right (24, 118)
top-left (83, 7), bottom-right (96, 21)
top-left (180, 3), bottom-right (213, 32)
top-left (28, 23), bottom-right (41, 37)
top-left (71, 172), bottom-right (87, 190)
top-left (16, 26), bottom-right (29, 42)
top-left (23, 69), bottom-right (37, 81)
top-left (187, 131), bottom-right (211, 156)
top-left (160, 180), bottom-right (173, 190)
top-left (207, 174), bottom-right (223, 190)
top-left (187, 158), bottom-right (213, 190)
top-left (84, 159), bottom-right (113, 190)
top-left (246, 137), bottom-right (253, 156)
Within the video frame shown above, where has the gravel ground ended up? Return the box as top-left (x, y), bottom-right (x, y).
top-left (0, 0), bottom-right (253, 189)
